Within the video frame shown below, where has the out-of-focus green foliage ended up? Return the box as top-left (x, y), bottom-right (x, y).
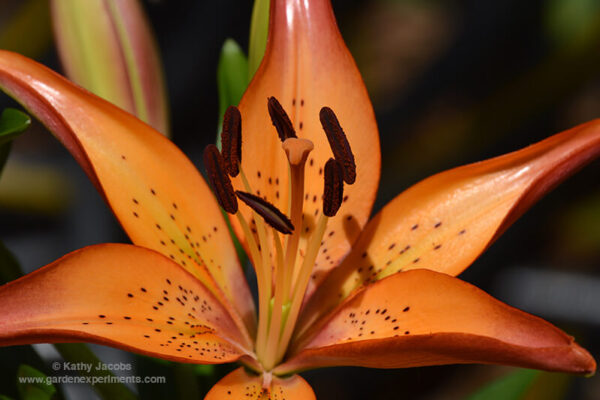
top-left (0, 108), bottom-right (30, 176)
top-left (194, 364), bottom-right (216, 377)
top-left (16, 365), bottom-right (56, 400)
top-left (248, 0), bottom-right (269, 79)
top-left (0, 109), bottom-right (30, 147)
top-left (545, 0), bottom-right (600, 46)
top-left (522, 371), bottom-right (571, 400)
top-left (0, 0), bottom-right (51, 59)
top-left (466, 369), bottom-right (572, 400)
top-left (466, 369), bottom-right (540, 400)
top-left (216, 38), bottom-right (249, 145)
top-left (0, 108), bottom-right (71, 215)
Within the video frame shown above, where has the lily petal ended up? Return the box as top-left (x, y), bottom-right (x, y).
top-left (279, 270), bottom-right (596, 375)
top-left (0, 244), bottom-right (251, 363)
top-left (299, 120), bottom-right (600, 333)
top-left (234, 0), bottom-right (380, 290)
top-left (0, 50), bottom-right (255, 338)
top-left (205, 367), bottom-right (315, 400)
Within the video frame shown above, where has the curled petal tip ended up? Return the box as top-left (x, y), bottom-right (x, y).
top-left (285, 270), bottom-right (597, 376)
top-left (570, 342), bottom-right (596, 376)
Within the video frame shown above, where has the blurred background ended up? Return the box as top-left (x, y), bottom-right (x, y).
top-left (0, 0), bottom-right (599, 399)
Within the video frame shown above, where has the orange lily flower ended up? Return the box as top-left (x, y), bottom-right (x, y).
top-left (0, 0), bottom-right (598, 398)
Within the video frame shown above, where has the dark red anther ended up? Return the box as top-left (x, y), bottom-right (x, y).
top-left (268, 96), bottom-right (297, 141)
top-left (235, 191), bottom-right (294, 234)
top-left (203, 144), bottom-right (238, 214)
top-left (323, 158), bottom-right (344, 217)
top-left (319, 107), bottom-right (356, 184)
top-left (221, 106), bottom-right (242, 177)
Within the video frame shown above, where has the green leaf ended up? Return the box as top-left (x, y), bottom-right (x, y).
top-left (193, 364), bottom-right (215, 377)
top-left (0, 108), bottom-right (30, 177)
top-left (466, 369), bottom-right (540, 400)
top-left (16, 365), bottom-right (56, 400)
top-left (0, 395), bottom-right (15, 400)
top-left (216, 38), bottom-right (249, 147)
top-left (0, 108), bottom-right (30, 146)
top-left (248, 0), bottom-right (270, 79)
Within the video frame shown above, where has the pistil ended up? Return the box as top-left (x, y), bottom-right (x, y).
top-left (281, 138), bottom-right (314, 302)
top-left (262, 137), bottom-right (313, 370)
top-left (237, 168), bottom-right (275, 358)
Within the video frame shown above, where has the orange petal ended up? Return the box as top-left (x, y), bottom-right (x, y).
top-left (0, 50), bottom-right (255, 337)
top-left (0, 244), bottom-right (253, 363)
top-left (278, 270), bottom-right (595, 375)
top-left (234, 0), bottom-right (380, 291)
top-left (205, 367), bottom-right (315, 400)
top-left (298, 120), bottom-right (600, 334)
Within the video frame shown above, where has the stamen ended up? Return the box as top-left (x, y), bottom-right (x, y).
top-left (221, 106), bottom-right (242, 177)
top-left (323, 158), bottom-right (344, 217)
top-left (262, 229), bottom-right (286, 370)
top-left (268, 96), bottom-right (297, 141)
top-left (236, 191), bottom-right (294, 234)
top-left (319, 106), bottom-right (356, 184)
top-left (236, 168), bottom-right (272, 357)
top-left (203, 144), bottom-right (238, 214)
top-left (237, 213), bottom-right (261, 269)
top-left (276, 213), bottom-right (329, 363)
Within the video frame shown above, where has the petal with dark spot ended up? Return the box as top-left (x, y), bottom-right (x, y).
top-left (299, 120), bottom-right (600, 334)
top-left (280, 270), bottom-right (595, 375)
top-left (0, 51), bottom-right (255, 336)
top-left (232, 0), bottom-right (380, 291)
top-left (0, 244), bottom-right (253, 361)
top-left (205, 367), bottom-right (315, 400)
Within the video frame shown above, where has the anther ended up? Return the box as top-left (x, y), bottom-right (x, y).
top-left (221, 106), bottom-right (242, 177)
top-left (323, 158), bottom-right (344, 217)
top-left (319, 107), bottom-right (356, 184)
top-left (235, 191), bottom-right (294, 234)
top-left (268, 97), bottom-right (297, 141)
top-left (203, 144), bottom-right (238, 214)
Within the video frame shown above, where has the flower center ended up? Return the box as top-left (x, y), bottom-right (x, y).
top-left (204, 99), bottom-right (354, 372)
